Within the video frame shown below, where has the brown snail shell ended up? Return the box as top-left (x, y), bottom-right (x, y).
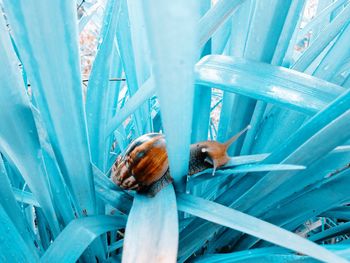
top-left (111, 126), bottom-right (250, 196)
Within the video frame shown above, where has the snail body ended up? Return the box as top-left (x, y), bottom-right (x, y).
top-left (111, 125), bottom-right (250, 196)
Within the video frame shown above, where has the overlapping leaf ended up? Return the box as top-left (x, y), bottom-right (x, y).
top-left (1, 1), bottom-right (350, 262)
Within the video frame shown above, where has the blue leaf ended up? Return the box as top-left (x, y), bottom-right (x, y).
top-left (86, 0), bottom-right (122, 171)
top-left (0, 13), bottom-right (60, 235)
top-left (195, 55), bottom-right (345, 115)
top-left (41, 215), bottom-right (126, 263)
top-left (0, 205), bottom-right (39, 262)
top-left (122, 185), bottom-right (178, 263)
top-left (2, 0), bottom-right (97, 215)
top-left (177, 193), bottom-right (348, 263)
top-left (188, 164), bottom-right (305, 187)
top-left (141, 0), bottom-right (200, 190)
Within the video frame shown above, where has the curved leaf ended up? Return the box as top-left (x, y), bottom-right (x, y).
top-left (195, 245), bottom-right (350, 262)
top-left (195, 55), bottom-right (345, 115)
top-left (261, 168), bottom-right (350, 238)
top-left (177, 194), bottom-right (348, 263)
top-left (93, 165), bottom-right (132, 215)
top-left (233, 108), bottom-right (350, 214)
top-left (235, 162), bottom-right (350, 250)
top-left (41, 215), bottom-right (126, 263)
top-left (194, 247), bottom-right (291, 263)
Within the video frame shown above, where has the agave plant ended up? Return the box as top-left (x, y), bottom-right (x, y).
top-left (1, 0), bottom-right (350, 262)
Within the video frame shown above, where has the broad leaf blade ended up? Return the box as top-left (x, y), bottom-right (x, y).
top-left (122, 185), bottom-right (178, 263)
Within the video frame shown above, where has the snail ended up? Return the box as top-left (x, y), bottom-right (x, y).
top-left (111, 125), bottom-right (251, 197)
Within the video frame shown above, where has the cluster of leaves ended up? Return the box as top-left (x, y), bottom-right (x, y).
top-left (1, 0), bottom-right (350, 262)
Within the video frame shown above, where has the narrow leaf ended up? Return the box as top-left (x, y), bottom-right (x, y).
top-left (188, 164), bottom-right (305, 187)
top-left (198, 0), bottom-right (248, 47)
top-left (0, 205), bottom-right (39, 262)
top-left (0, 13), bottom-right (60, 235)
top-left (106, 76), bottom-right (155, 135)
top-left (177, 194), bottom-right (348, 263)
top-left (41, 215), bottom-right (126, 263)
top-left (293, 4), bottom-right (350, 71)
top-left (141, 0), bottom-right (199, 189)
top-left (3, 0), bottom-right (96, 215)
top-left (195, 55), bottom-right (345, 115)
top-left (86, 0), bottom-right (122, 171)
top-left (310, 221), bottom-right (350, 243)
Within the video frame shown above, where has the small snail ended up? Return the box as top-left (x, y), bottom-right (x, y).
top-left (111, 125), bottom-right (250, 197)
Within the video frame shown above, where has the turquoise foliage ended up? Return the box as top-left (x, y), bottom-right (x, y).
top-left (1, 0), bottom-right (350, 262)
